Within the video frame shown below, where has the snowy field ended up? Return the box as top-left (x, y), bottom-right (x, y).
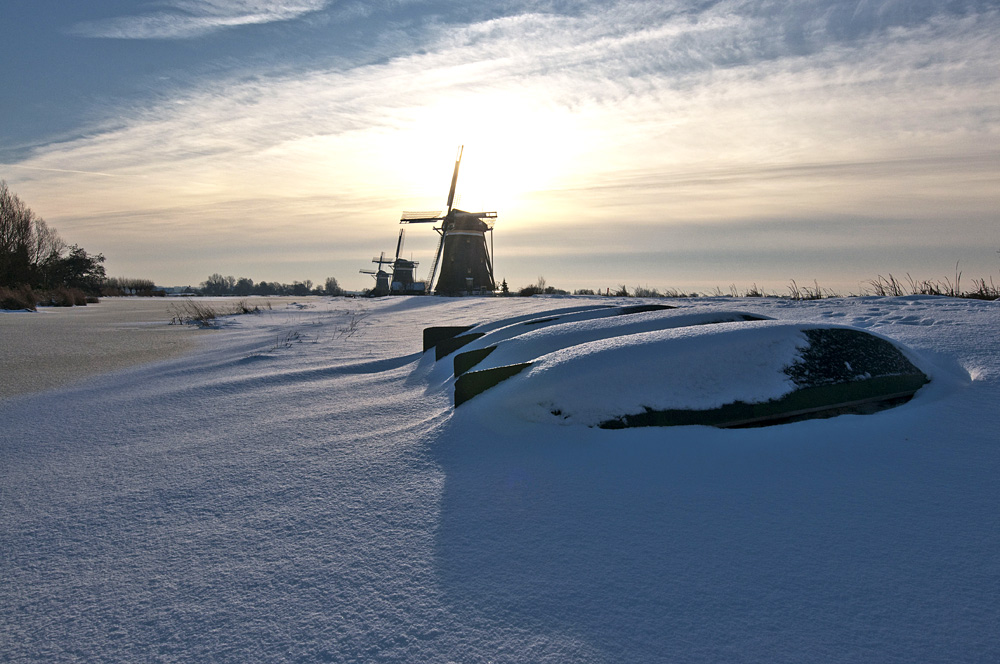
top-left (2, 295), bottom-right (998, 663)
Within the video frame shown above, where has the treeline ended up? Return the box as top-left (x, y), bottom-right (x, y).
top-left (103, 277), bottom-right (161, 296)
top-left (1, 180), bottom-right (108, 309)
top-left (198, 274), bottom-right (344, 297)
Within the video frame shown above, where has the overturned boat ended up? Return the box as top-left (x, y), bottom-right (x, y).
top-left (423, 306), bottom-right (929, 428)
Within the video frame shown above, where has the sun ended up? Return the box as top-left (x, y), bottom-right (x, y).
top-left (377, 90), bottom-right (591, 223)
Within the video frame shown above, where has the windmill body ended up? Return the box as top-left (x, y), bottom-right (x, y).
top-left (388, 229), bottom-right (426, 294)
top-left (389, 258), bottom-right (420, 293)
top-left (432, 210), bottom-right (495, 294)
top-left (400, 146), bottom-right (497, 295)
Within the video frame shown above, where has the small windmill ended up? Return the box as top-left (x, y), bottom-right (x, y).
top-left (359, 251), bottom-right (392, 296)
top-left (388, 228), bottom-right (424, 294)
top-left (400, 146), bottom-right (497, 294)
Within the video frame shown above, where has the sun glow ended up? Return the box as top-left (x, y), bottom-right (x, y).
top-left (376, 90), bottom-right (592, 225)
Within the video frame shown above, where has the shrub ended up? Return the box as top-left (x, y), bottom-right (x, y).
top-left (39, 287), bottom-right (88, 307)
top-left (0, 285), bottom-right (37, 310)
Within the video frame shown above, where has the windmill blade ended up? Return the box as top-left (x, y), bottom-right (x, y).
top-left (484, 228), bottom-right (495, 285)
top-left (445, 145), bottom-right (463, 213)
top-left (425, 231), bottom-right (445, 292)
top-left (395, 229), bottom-right (405, 260)
top-left (400, 211), bottom-right (444, 224)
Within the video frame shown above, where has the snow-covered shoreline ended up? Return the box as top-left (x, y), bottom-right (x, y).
top-left (2, 295), bottom-right (997, 662)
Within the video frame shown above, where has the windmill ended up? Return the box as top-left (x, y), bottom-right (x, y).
top-left (359, 251), bottom-right (392, 296)
top-left (360, 230), bottom-right (425, 296)
top-left (400, 146), bottom-right (497, 294)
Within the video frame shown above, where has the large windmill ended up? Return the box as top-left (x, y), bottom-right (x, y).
top-left (400, 146), bottom-right (497, 294)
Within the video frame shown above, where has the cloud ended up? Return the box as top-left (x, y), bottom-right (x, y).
top-left (70, 0), bottom-right (331, 39)
top-left (30, 2), bottom-right (1000, 195)
top-left (0, 163), bottom-right (130, 178)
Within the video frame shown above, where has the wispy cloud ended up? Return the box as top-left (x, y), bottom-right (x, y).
top-left (31, 2), bottom-right (1000, 195)
top-left (70, 0), bottom-right (331, 39)
top-left (0, 163), bottom-right (133, 178)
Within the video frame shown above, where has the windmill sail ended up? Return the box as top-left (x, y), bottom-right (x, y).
top-left (425, 232), bottom-right (445, 291)
top-left (445, 145), bottom-right (463, 212)
top-left (395, 228), bottom-right (405, 259)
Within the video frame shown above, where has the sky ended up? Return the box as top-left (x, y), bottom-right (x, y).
top-left (1, 0), bottom-right (998, 293)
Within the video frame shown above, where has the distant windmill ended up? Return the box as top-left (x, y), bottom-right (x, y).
top-left (359, 251), bottom-right (392, 296)
top-left (388, 228), bottom-right (424, 294)
top-left (400, 146), bottom-right (497, 294)
top-left (360, 229), bottom-right (425, 296)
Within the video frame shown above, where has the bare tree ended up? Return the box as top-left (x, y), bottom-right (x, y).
top-left (30, 217), bottom-right (64, 265)
top-left (324, 276), bottom-right (343, 296)
top-left (1, 180), bottom-right (36, 285)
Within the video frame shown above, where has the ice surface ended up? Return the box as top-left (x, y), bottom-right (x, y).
top-left (2, 295), bottom-right (998, 662)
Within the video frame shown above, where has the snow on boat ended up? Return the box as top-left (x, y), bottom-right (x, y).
top-left (434, 314), bottom-right (929, 428)
top-left (451, 309), bottom-right (770, 377)
top-left (422, 303), bottom-right (673, 359)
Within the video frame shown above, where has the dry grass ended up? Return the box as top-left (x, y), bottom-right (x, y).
top-left (968, 277), bottom-right (1000, 300)
top-left (169, 299), bottom-right (221, 327)
top-left (168, 298), bottom-right (272, 327)
top-left (39, 288), bottom-right (89, 307)
top-left (0, 285), bottom-right (37, 311)
top-left (0, 286), bottom-right (95, 310)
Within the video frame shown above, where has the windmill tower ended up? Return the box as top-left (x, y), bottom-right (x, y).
top-left (400, 146), bottom-right (497, 294)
